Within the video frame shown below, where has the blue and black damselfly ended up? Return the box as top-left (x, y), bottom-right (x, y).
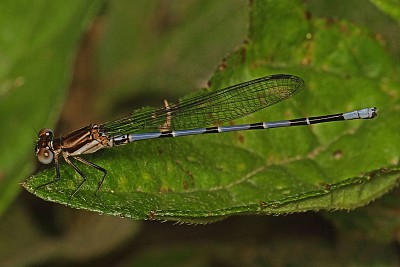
top-left (35, 74), bottom-right (377, 197)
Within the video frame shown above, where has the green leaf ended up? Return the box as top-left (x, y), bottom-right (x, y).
top-left (24, 0), bottom-right (400, 223)
top-left (0, 1), bottom-right (105, 215)
top-left (370, 0), bottom-right (400, 22)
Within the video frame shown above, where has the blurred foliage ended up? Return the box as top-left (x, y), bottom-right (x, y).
top-left (0, 1), bottom-right (105, 216)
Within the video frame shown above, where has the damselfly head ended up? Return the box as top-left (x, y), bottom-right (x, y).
top-left (35, 128), bottom-right (54, 165)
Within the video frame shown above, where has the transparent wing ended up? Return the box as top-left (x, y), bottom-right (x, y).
top-left (103, 74), bottom-right (304, 135)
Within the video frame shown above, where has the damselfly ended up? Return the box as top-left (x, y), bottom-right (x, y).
top-left (34, 74), bottom-right (377, 197)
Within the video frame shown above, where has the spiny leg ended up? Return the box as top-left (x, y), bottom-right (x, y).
top-left (34, 157), bottom-right (61, 192)
top-left (74, 156), bottom-right (107, 195)
top-left (64, 156), bottom-right (88, 198)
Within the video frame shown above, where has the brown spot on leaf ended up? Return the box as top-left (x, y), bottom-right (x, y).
top-left (238, 134), bottom-right (245, 144)
top-left (332, 150), bottom-right (343, 160)
top-left (218, 59), bottom-right (227, 71)
top-left (147, 211), bottom-right (156, 221)
top-left (304, 10), bottom-right (312, 21)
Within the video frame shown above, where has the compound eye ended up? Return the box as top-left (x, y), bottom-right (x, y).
top-left (38, 128), bottom-right (53, 139)
top-left (37, 147), bottom-right (54, 164)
